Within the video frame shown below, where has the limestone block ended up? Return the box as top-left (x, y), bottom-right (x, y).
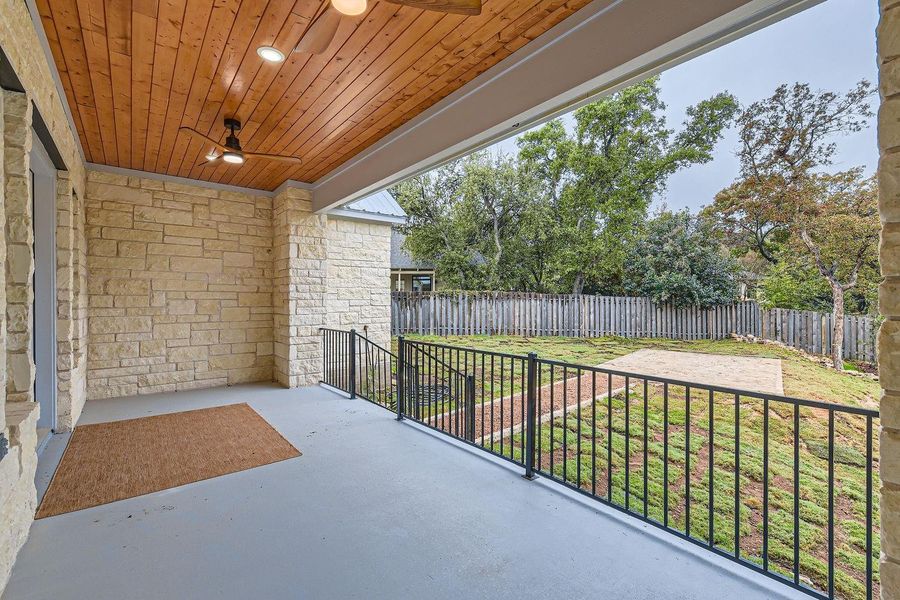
top-left (8, 352), bottom-right (34, 393)
top-left (106, 279), bottom-right (150, 296)
top-left (134, 206), bottom-right (192, 226)
top-left (167, 345), bottom-right (208, 363)
top-left (209, 353), bottom-right (256, 371)
top-left (224, 252), bottom-right (254, 267)
top-left (170, 256), bottom-right (222, 274)
top-left (221, 307), bottom-right (250, 321)
top-left (165, 224), bottom-right (218, 239)
top-left (89, 316), bottom-right (152, 335)
top-left (210, 198), bottom-right (254, 218)
top-left (6, 244), bottom-right (32, 285)
top-left (89, 342), bottom-right (140, 361)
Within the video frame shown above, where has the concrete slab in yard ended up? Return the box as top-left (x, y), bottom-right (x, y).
top-left (601, 349), bottom-right (784, 395)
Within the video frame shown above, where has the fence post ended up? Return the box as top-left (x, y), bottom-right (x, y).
top-left (396, 335), bottom-right (405, 421)
top-left (524, 352), bottom-right (538, 480)
top-left (348, 329), bottom-right (357, 399)
top-left (465, 374), bottom-right (476, 442)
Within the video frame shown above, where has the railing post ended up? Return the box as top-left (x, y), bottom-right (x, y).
top-left (524, 351), bottom-right (537, 479)
top-left (396, 335), bottom-right (405, 421)
top-left (465, 374), bottom-right (476, 442)
top-left (348, 329), bottom-right (357, 399)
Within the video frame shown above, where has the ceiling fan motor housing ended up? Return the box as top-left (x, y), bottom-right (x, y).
top-left (224, 118), bottom-right (243, 152)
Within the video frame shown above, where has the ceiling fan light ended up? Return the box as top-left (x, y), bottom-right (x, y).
top-left (256, 46), bottom-right (285, 63)
top-left (331, 0), bottom-right (366, 16)
top-left (222, 151), bottom-right (244, 165)
top-left (205, 150), bottom-right (218, 161)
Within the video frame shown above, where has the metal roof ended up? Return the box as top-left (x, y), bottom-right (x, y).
top-left (340, 190), bottom-right (407, 221)
top-left (391, 230), bottom-right (434, 270)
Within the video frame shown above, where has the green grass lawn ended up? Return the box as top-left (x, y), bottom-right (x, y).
top-left (397, 335), bottom-right (880, 599)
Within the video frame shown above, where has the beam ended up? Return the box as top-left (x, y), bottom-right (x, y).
top-left (310, 0), bottom-right (820, 213)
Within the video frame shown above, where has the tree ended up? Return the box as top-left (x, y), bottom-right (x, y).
top-left (519, 78), bottom-right (738, 293)
top-left (790, 171), bottom-right (879, 368)
top-left (707, 81), bottom-right (877, 369)
top-left (706, 81), bottom-right (873, 266)
top-left (391, 159), bottom-right (479, 289)
top-left (392, 153), bottom-right (541, 290)
top-left (458, 153), bottom-right (539, 289)
top-left (757, 258), bottom-right (833, 312)
top-left (623, 210), bottom-right (739, 307)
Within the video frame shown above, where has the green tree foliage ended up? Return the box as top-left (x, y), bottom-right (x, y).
top-left (705, 81), bottom-right (877, 369)
top-left (757, 259), bottom-right (833, 312)
top-left (391, 159), bottom-right (475, 289)
top-left (705, 81), bottom-right (874, 266)
top-left (394, 78), bottom-right (737, 294)
top-left (622, 210), bottom-right (739, 307)
top-left (392, 152), bottom-right (541, 290)
top-left (518, 78), bottom-right (738, 293)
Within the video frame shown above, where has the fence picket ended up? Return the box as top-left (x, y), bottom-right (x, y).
top-left (391, 292), bottom-right (877, 362)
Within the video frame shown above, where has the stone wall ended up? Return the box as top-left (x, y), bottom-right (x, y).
top-left (56, 175), bottom-right (88, 430)
top-left (0, 0), bottom-right (88, 586)
top-left (84, 171), bottom-right (275, 399)
top-left (0, 88), bottom-right (39, 596)
top-left (882, 2), bottom-right (900, 598)
top-left (4, 91), bottom-right (34, 404)
top-left (325, 218), bottom-right (392, 349)
top-left (272, 187), bottom-right (327, 387)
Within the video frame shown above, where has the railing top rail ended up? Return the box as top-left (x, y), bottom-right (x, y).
top-left (405, 338), bottom-right (527, 361)
top-left (319, 327), bottom-right (352, 334)
top-left (405, 341), bottom-right (468, 378)
top-left (409, 336), bottom-right (878, 418)
top-left (533, 355), bottom-right (879, 418)
top-left (329, 328), bottom-right (879, 418)
top-left (355, 332), bottom-right (398, 360)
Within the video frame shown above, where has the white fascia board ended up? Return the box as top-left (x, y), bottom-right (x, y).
top-left (310, 0), bottom-right (820, 213)
top-left (327, 208), bottom-right (407, 225)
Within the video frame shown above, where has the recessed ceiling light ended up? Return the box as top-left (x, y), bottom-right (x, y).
top-left (205, 150), bottom-right (218, 161)
top-left (256, 46), bottom-right (285, 63)
top-left (331, 0), bottom-right (366, 16)
top-left (222, 151), bottom-right (245, 165)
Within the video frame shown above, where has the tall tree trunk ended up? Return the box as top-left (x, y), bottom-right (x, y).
top-left (830, 284), bottom-right (845, 371)
top-left (572, 272), bottom-right (584, 295)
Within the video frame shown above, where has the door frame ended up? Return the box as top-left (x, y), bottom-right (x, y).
top-left (30, 131), bottom-right (57, 432)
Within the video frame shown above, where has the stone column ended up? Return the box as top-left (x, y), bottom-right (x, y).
top-left (0, 91), bottom-right (6, 436)
top-left (2, 90), bottom-right (31, 404)
top-left (54, 173), bottom-right (86, 430)
top-left (880, 2), bottom-right (900, 597)
top-left (272, 186), bottom-right (327, 387)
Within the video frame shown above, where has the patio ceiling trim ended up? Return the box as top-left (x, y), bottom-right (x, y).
top-left (309, 0), bottom-right (821, 213)
top-left (84, 163), bottom-right (312, 197)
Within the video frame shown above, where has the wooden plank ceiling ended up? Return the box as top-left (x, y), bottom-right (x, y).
top-left (36, 0), bottom-right (591, 190)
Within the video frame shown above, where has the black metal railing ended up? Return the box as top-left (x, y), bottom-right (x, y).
top-left (321, 331), bottom-right (880, 600)
top-left (321, 328), bottom-right (400, 411)
top-left (399, 339), bottom-right (476, 441)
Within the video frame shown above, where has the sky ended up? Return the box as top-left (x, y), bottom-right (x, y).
top-left (490, 0), bottom-right (879, 213)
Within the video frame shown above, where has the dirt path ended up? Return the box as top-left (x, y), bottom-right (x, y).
top-left (428, 369), bottom-right (627, 447)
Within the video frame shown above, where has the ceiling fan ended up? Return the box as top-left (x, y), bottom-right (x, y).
top-left (180, 118), bottom-right (302, 167)
top-left (296, 0), bottom-right (482, 55)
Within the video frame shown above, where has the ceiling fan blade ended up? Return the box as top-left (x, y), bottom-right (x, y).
top-left (244, 151), bottom-right (302, 164)
top-left (180, 126), bottom-right (227, 151)
top-left (385, 0), bottom-right (481, 15)
top-left (196, 157), bottom-right (221, 167)
top-left (294, 8), bottom-right (342, 55)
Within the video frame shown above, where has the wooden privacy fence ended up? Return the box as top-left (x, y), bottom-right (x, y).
top-left (391, 292), bottom-right (878, 363)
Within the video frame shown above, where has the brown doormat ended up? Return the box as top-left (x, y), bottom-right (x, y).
top-left (36, 403), bottom-right (300, 519)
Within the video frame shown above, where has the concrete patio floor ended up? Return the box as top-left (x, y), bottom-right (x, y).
top-left (3, 383), bottom-right (806, 600)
